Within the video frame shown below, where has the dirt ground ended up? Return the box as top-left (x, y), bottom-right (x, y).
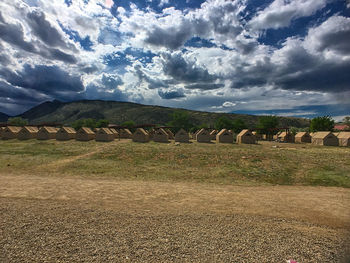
top-left (1, 173), bottom-right (350, 262)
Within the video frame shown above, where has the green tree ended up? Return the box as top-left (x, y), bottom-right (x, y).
top-left (72, 119), bottom-right (96, 130)
top-left (257, 116), bottom-right (279, 135)
top-left (167, 111), bottom-right (192, 132)
top-left (231, 119), bottom-right (247, 134)
top-left (7, 117), bottom-right (28, 126)
top-left (310, 116), bottom-right (334, 132)
top-left (215, 116), bottom-right (232, 130)
top-left (96, 119), bottom-right (109, 128)
top-left (122, 121), bottom-right (136, 132)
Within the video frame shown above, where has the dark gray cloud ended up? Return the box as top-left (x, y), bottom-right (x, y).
top-left (161, 52), bottom-right (218, 83)
top-left (185, 83), bottom-right (224, 90)
top-left (0, 13), bottom-right (36, 53)
top-left (158, 89), bottom-right (185, 99)
top-left (145, 22), bottom-right (193, 50)
top-left (26, 10), bottom-right (70, 49)
top-left (0, 64), bottom-right (84, 96)
top-left (134, 64), bottom-right (168, 89)
top-left (0, 11), bottom-right (77, 64)
top-left (101, 74), bottom-right (123, 89)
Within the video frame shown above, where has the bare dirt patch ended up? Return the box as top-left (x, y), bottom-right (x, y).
top-left (1, 174), bottom-right (349, 262)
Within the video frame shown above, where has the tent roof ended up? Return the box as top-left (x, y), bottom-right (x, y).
top-left (155, 128), bottom-right (168, 135)
top-left (313, 131), bottom-right (333, 139)
top-left (59, 127), bottom-right (76, 134)
top-left (40, 126), bottom-right (58, 133)
top-left (135, 128), bottom-right (148, 135)
top-left (237, 129), bottom-right (251, 137)
top-left (210, 130), bottom-right (218, 135)
top-left (337, 132), bottom-right (350, 139)
top-left (78, 127), bottom-right (95, 134)
top-left (197, 128), bottom-right (209, 135)
top-left (295, 132), bottom-right (309, 138)
top-left (98, 128), bottom-right (114, 135)
top-left (22, 126), bottom-right (39, 133)
top-left (217, 129), bottom-right (232, 136)
top-left (5, 126), bottom-right (22, 133)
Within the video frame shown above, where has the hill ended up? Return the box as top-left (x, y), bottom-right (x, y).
top-left (0, 112), bottom-right (9, 122)
top-left (18, 99), bottom-right (310, 128)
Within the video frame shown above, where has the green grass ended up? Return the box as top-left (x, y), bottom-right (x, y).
top-left (0, 139), bottom-right (349, 187)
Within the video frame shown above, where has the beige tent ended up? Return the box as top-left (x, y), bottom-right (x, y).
top-left (278, 132), bottom-right (295, 143)
top-left (2, 126), bottom-right (21, 140)
top-left (96, 128), bottom-right (114, 142)
top-left (153, 128), bottom-right (169, 143)
top-left (76, 127), bottom-right (95, 141)
top-left (18, 126), bottom-right (39, 140)
top-left (295, 132), bottom-right (311, 143)
top-left (337, 132), bottom-right (350, 147)
top-left (56, 127), bottom-right (76, 141)
top-left (175, 128), bottom-right (189, 143)
top-left (312, 131), bottom-right (338, 146)
top-left (166, 129), bottom-right (174, 140)
top-left (210, 130), bottom-right (218, 140)
top-left (216, 129), bottom-right (233, 143)
top-left (237, 129), bottom-right (256, 144)
top-left (148, 129), bottom-right (155, 140)
top-left (196, 128), bottom-right (211, 143)
top-left (132, 128), bottom-right (149, 142)
top-left (119, 128), bottom-right (132, 139)
top-left (109, 128), bottom-right (119, 139)
top-left (0, 127), bottom-right (4, 138)
top-left (37, 126), bottom-right (58, 140)
top-left (252, 131), bottom-right (262, 140)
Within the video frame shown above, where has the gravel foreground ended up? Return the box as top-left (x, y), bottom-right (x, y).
top-left (1, 198), bottom-right (349, 263)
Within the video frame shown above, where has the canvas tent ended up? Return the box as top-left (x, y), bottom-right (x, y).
top-left (196, 128), bottom-right (211, 143)
top-left (1, 126), bottom-right (21, 140)
top-left (18, 126), bottom-right (39, 140)
top-left (119, 129), bottom-right (132, 139)
top-left (210, 130), bottom-right (218, 140)
top-left (252, 131), bottom-right (261, 140)
top-left (295, 132), bottom-right (311, 143)
top-left (337, 132), bottom-right (350, 147)
top-left (132, 128), bottom-right (149, 142)
top-left (216, 129), bottom-right (233, 143)
top-left (166, 129), bottom-right (174, 140)
top-left (56, 127), bottom-right (76, 141)
top-left (37, 126), bottom-right (58, 140)
top-left (153, 128), bottom-right (169, 143)
top-left (312, 131), bottom-right (338, 146)
top-left (0, 127), bottom-right (4, 138)
top-left (109, 128), bottom-right (119, 138)
top-left (277, 132), bottom-right (295, 143)
top-left (76, 127), bottom-right (95, 141)
top-left (96, 128), bottom-right (114, 142)
top-left (236, 129), bottom-right (256, 144)
top-left (175, 129), bottom-right (189, 143)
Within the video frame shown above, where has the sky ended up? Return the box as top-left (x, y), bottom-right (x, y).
top-left (0, 0), bottom-right (349, 120)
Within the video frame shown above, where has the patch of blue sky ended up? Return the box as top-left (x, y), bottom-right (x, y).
top-left (64, 0), bottom-right (72, 7)
top-left (103, 47), bottom-right (156, 73)
top-left (184, 37), bottom-right (217, 48)
top-left (257, 1), bottom-right (349, 48)
top-left (59, 23), bottom-right (94, 51)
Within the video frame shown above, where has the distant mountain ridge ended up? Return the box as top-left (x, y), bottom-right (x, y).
top-left (8, 99), bottom-right (310, 128)
top-left (0, 112), bottom-right (9, 122)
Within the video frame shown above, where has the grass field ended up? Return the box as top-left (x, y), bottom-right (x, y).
top-left (1, 139), bottom-right (350, 262)
top-left (0, 139), bottom-right (349, 187)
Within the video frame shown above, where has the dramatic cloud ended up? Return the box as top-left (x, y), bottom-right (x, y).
top-left (0, 0), bottom-right (348, 118)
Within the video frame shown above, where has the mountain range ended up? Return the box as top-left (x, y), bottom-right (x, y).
top-left (1, 100), bottom-right (310, 128)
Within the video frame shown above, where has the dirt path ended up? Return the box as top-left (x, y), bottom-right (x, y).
top-left (40, 140), bottom-right (126, 169)
top-left (1, 174), bottom-right (349, 262)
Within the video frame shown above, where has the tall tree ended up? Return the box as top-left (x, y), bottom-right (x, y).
top-left (310, 116), bottom-right (334, 132)
top-left (7, 117), bottom-right (28, 126)
top-left (231, 119), bottom-right (247, 134)
top-left (167, 111), bottom-right (192, 132)
top-left (256, 116), bottom-right (279, 135)
top-left (215, 116), bottom-right (232, 130)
